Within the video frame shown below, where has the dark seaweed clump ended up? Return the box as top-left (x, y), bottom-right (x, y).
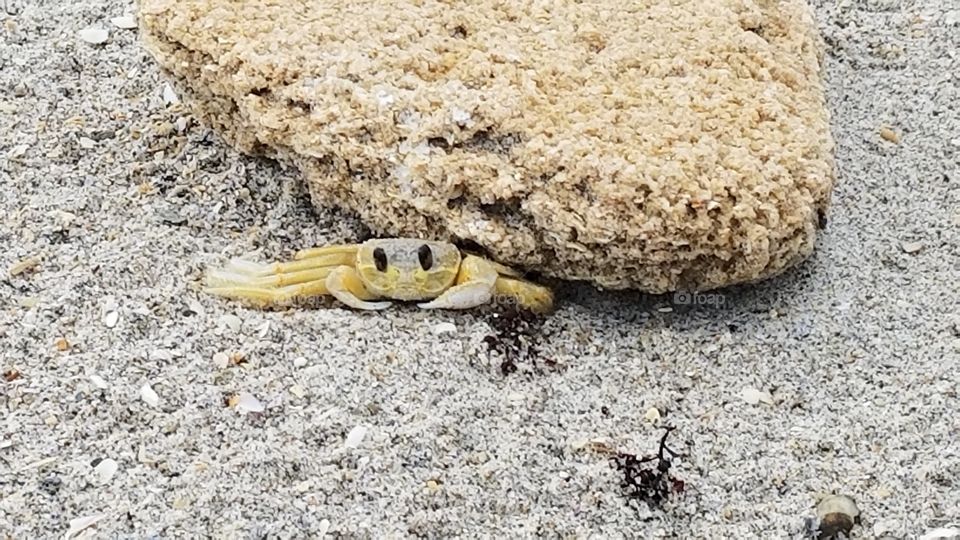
top-left (482, 308), bottom-right (555, 376)
top-left (611, 427), bottom-right (685, 510)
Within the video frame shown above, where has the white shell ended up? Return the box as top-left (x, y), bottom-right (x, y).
top-left (78, 27), bottom-right (109, 45)
top-left (111, 15), bottom-right (137, 29)
top-left (140, 384), bottom-right (160, 408)
top-left (93, 458), bottom-right (119, 484)
top-left (345, 425), bottom-right (367, 448)
top-left (102, 311), bottom-right (119, 328)
top-left (920, 528), bottom-right (960, 540)
top-left (162, 83), bottom-right (180, 105)
top-left (64, 513), bottom-right (107, 539)
top-left (235, 392), bottom-right (265, 414)
top-left (740, 386), bottom-right (773, 405)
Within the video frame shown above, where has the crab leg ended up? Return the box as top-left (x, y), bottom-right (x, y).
top-left (293, 244), bottom-right (360, 260)
top-left (418, 255), bottom-right (498, 310)
top-left (203, 245), bottom-right (361, 307)
top-left (493, 275), bottom-right (554, 314)
top-left (325, 266), bottom-right (392, 310)
top-left (223, 252), bottom-right (356, 277)
top-left (201, 280), bottom-right (331, 307)
top-left (206, 266), bottom-right (338, 289)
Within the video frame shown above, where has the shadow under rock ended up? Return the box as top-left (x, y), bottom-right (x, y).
top-left (553, 249), bottom-right (828, 332)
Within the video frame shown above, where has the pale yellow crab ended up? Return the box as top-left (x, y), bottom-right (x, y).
top-left (203, 238), bottom-right (553, 313)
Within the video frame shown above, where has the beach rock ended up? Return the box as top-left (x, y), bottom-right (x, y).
top-left (138, 0), bottom-right (835, 292)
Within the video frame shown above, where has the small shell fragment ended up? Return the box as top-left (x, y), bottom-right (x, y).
top-left (920, 527), bottom-right (960, 540)
top-left (89, 374), bottom-right (109, 389)
top-left (8, 255), bottom-right (41, 276)
top-left (740, 386), bottom-right (773, 405)
top-left (345, 425), bottom-right (367, 448)
top-left (140, 384), bottom-right (160, 408)
top-left (234, 392), bottom-right (264, 414)
top-left (64, 513), bottom-right (107, 539)
top-left (110, 15), bottom-right (137, 29)
top-left (644, 407), bottom-right (661, 422)
top-left (901, 240), bottom-right (924, 254)
top-left (162, 83), bottom-right (180, 105)
top-left (78, 27), bottom-right (109, 45)
top-left (816, 494), bottom-right (860, 539)
top-left (93, 458), bottom-right (119, 484)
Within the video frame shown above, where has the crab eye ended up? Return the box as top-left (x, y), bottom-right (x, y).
top-left (372, 247), bottom-right (388, 272)
top-left (417, 244), bottom-right (433, 271)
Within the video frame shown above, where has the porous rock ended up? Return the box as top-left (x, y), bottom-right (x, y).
top-left (138, 0), bottom-right (835, 292)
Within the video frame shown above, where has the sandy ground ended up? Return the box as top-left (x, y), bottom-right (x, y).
top-left (1, 0), bottom-right (958, 538)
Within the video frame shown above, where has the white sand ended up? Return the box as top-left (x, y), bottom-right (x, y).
top-left (1, 1), bottom-right (958, 538)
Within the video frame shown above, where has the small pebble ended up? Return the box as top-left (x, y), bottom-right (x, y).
top-left (78, 137), bottom-right (96, 149)
top-left (150, 349), bottom-right (174, 361)
top-left (644, 407), bottom-right (661, 422)
top-left (102, 311), bottom-right (119, 328)
top-left (54, 337), bottom-right (70, 351)
top-left (431, 322), bottom-right (457, 335)
top-left (212, 352), bottom-right (229, 369)
top-left (158, 209), bottom-right (187, 226)
top-left (293, 480), bottom-right (312, 493)
top-left (293, 356), bottom-right (308, 368)
top-left (879, 126), bottom-right (900, 143)
top-left (289, 384), bottom-right (306, 398)
top-left (8, 144), bottom-right (29, 158)
top-left (816, 494), bottom-right (860, 539)
top-left (220, 314), bottom-right (242, 333)
top-left (78, 27), bottom-right (109, 45)
top-left (110, 15), bottom-right (137, 29)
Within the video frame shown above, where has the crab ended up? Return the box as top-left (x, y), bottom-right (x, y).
top-left (203, 238), bottom-right (554, 313)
